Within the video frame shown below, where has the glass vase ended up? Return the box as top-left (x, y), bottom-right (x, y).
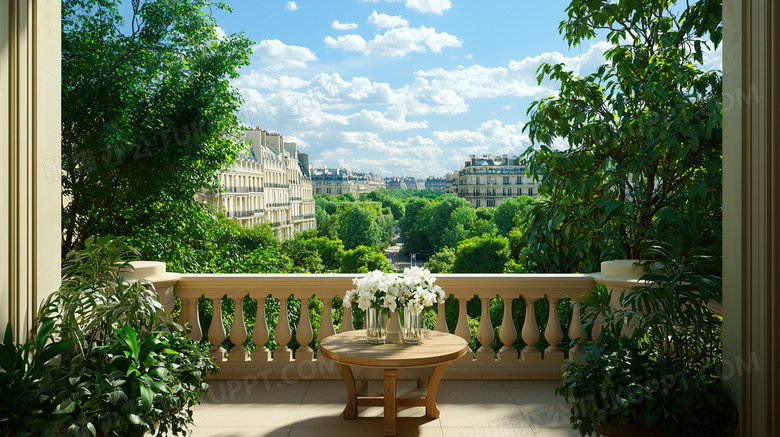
top-left (401, 307), bottom-right (424, 344)
top-left (365, 307), bottom-right (389, 344)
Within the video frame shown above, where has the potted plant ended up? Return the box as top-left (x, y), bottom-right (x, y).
top-left (557, 247), bottom-right (736, 436)
top-left (0, 237), bottom-right (217, 436)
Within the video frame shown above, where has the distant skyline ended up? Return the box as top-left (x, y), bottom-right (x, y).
top-left (213, 1), bottom-right (722, 178)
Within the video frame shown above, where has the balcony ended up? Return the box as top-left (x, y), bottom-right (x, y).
top-left (188, 379), bottom-right (567, 436)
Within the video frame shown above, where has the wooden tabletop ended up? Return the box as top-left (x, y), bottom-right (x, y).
top-left (320, 330), bottom-right (468, 369)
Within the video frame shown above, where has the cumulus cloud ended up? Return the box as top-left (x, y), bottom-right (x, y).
top-left (252, 39), bottom-right (317, 71)
top-left (325, 26), bottom-right (461, 57)
top-left (331, 20), bottom-right (358, 30)
top-left (368, 10), bottom-right (409, 28)
top-left (415, 41), bottom-right (611, 99)
top-left (285, 1), bottom-right (298, 11)
top-left (214, 26), bottom-right (226, 40)
top-left (361, 0), bottom-right (452, 14)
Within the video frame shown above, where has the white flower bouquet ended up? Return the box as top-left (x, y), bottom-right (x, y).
top-left (343, 267), bottom-right (445, 344)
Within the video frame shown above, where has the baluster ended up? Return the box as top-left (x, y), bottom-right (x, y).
top-left (544, 297), bottom-right (564, 362)
top-left (476, 296), bottom-right (495, 362)
top-left (180, 297), bottom-right (202, 341)
top-left (274, 295), bottom-right (293, 362)
top-left (319, 297), bottom-right (337, 340)
top-left (454, 297), bottom-right (472, 361)
top-left (296, 297), bottom-right (314, 361)
top-left (228, 294), bottom-right (248, 362)
top-left (498, 293), bottom-right (518, 362)
top-left (434, 300), bottom-right (448, 332)
top-left (342, 304), bottom-right (354, 332)
top-left (208, 297), bottom-right (226, 361)
top-left (568, 299), bottom-right (585, 361)
top-left (252, 295), bottom-right (270, 361)
top-left (388, 311), bottom-right (402, 343)
top-left (521, 297), bottom-right (541, 362)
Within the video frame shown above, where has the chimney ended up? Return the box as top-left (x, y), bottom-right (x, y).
top-left (503, 154), bottom-right (509, 165)
top-left (471, 156), bottom-right (476, 165)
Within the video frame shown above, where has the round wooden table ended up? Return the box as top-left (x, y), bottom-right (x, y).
top-left (319, 330), bottom-right (468, 436)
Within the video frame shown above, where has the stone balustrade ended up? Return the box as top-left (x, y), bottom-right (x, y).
top-left (130, 262), bottom-right (643, 381)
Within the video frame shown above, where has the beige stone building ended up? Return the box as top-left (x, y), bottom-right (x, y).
top-left (209, 129), bottom-right (315, 239)
top-left (448, 155), bottom-right (539, 208)
top-left (353, 171), bottom-right (386, 194)
top-left (310, 167), bottom-right (360, 197)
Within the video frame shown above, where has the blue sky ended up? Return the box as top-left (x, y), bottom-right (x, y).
top-left (212, 0), bottom-right (720, 178)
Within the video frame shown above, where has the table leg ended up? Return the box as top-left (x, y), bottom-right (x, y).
top-left (337, 363), bottom-right (358, 419)
top-left (384, 368), bottom-right (397, 436)
top-left (425, 363), bottom-right (447, 419)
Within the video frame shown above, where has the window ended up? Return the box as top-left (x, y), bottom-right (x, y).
top-left (516, 177), bottom-right (523, 184)
top-left (528, 188), bottom-right (534, 196)
top-left (487, 199), bottom-right (496, 207)
top-left (475, 188), bottom-right (481, 196)
top-left (475, 200), bottom-right (480, 207)
top-left (503, 176), bottom-right (509, 185)
top-left (476, 177), bottom-right (480, 185)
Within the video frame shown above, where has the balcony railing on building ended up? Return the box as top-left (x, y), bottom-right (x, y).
top-left (133, 263), bottom-right (642, 382)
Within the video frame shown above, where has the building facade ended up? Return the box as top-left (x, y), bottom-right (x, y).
top-left (207, 129), bottom-right (316, 240)
top-left (449, 155), bottom-right (539, 208)
top-left (425, 177), bottom-right (447, 190)
top-left (353, 171), bottom-right (386, 194)
top-left (310, 167), bottom-right (360, 197)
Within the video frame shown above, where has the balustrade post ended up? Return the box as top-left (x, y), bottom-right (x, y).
top-left (476, 296), bottom-right (495, 362)
top-left (252, 295), bottom-right (271, 361)
top-left (521, 297), bottom-right (541, 362)
top-left (180, 298), bottom-right (202, 342)
top-left (296, 297), bottom-right (314, 361)
top-left (208, 297), bottom-right (227, 361)
top-left (228, 294), bottom-right (249, 362)
top-left (273, 296), bottom-right (293, 362)
top-left (434, 301), bottom-right (448, 332)
top-left (568, 299), bottom-right (585, 361)
top-left (544, 297), bottom-right (565, 363)
top-left (454, 297), bottom-right (472, 361)
top-left (342, 305), bottom-right (354, 332)
top-left (498, 294), bottom-right (518, 362)
top-left (319, 297), bottom-right (337, 340)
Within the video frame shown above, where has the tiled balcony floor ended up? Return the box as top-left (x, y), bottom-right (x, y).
top-left (188, 379), bottom-right (580, 437)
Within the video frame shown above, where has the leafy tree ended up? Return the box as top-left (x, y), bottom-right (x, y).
top-left (281, 239), bottom-right (325, 273)
top-left (339, 207), bottom-right (385, 250)
top-left (398, 198), bottom-right (433, 255)
top-left (297, 231), bottom-right (346, 272)
top-left (521, 0), bottom-right (722, 273)
top-left (339, 246), bottom-right (393, 273)
top-left (441, 206), bottom-right (476, 249)
top-left (425, 248), bottom-right (455, 273)
top-left (62, 0), bottom-right (252, 253)
top-left (451, 234), bottom-right (511, 273)
top-left (493, 197), bottom-right (537, 235)
top-left (425, 196), bottom-right (472, 252)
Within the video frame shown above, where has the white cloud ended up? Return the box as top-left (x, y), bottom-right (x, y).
top-left (361, 0), bottom-right (452, 14)
top-left (405, 0), bottom-right (451, 14)
top-left (368, 10), bottom-right (409, 28)
top-left (415, 41), bottom-right (610, 99)
top-left (331, 20), bottom-right (358, 30)
top-left (465, 54), bottom-right (472, 59)
top-left (323, 34), bottom-right (368, 53)
top-left (285, 1), bottom-right (298, 11)
top-left (325, 26), bottom-right (461, 57)
top-left (252, 39), bottom-right (317, 71)
top-left (214, 26), bottom-right (226, 40)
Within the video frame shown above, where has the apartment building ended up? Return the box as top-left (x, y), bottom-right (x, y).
top-left (448, 154), bottom-right (539, 208)
top-left (310, 167), bottom-right (360, 197)
top-left (208, 128), bottom-right (316, 239)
